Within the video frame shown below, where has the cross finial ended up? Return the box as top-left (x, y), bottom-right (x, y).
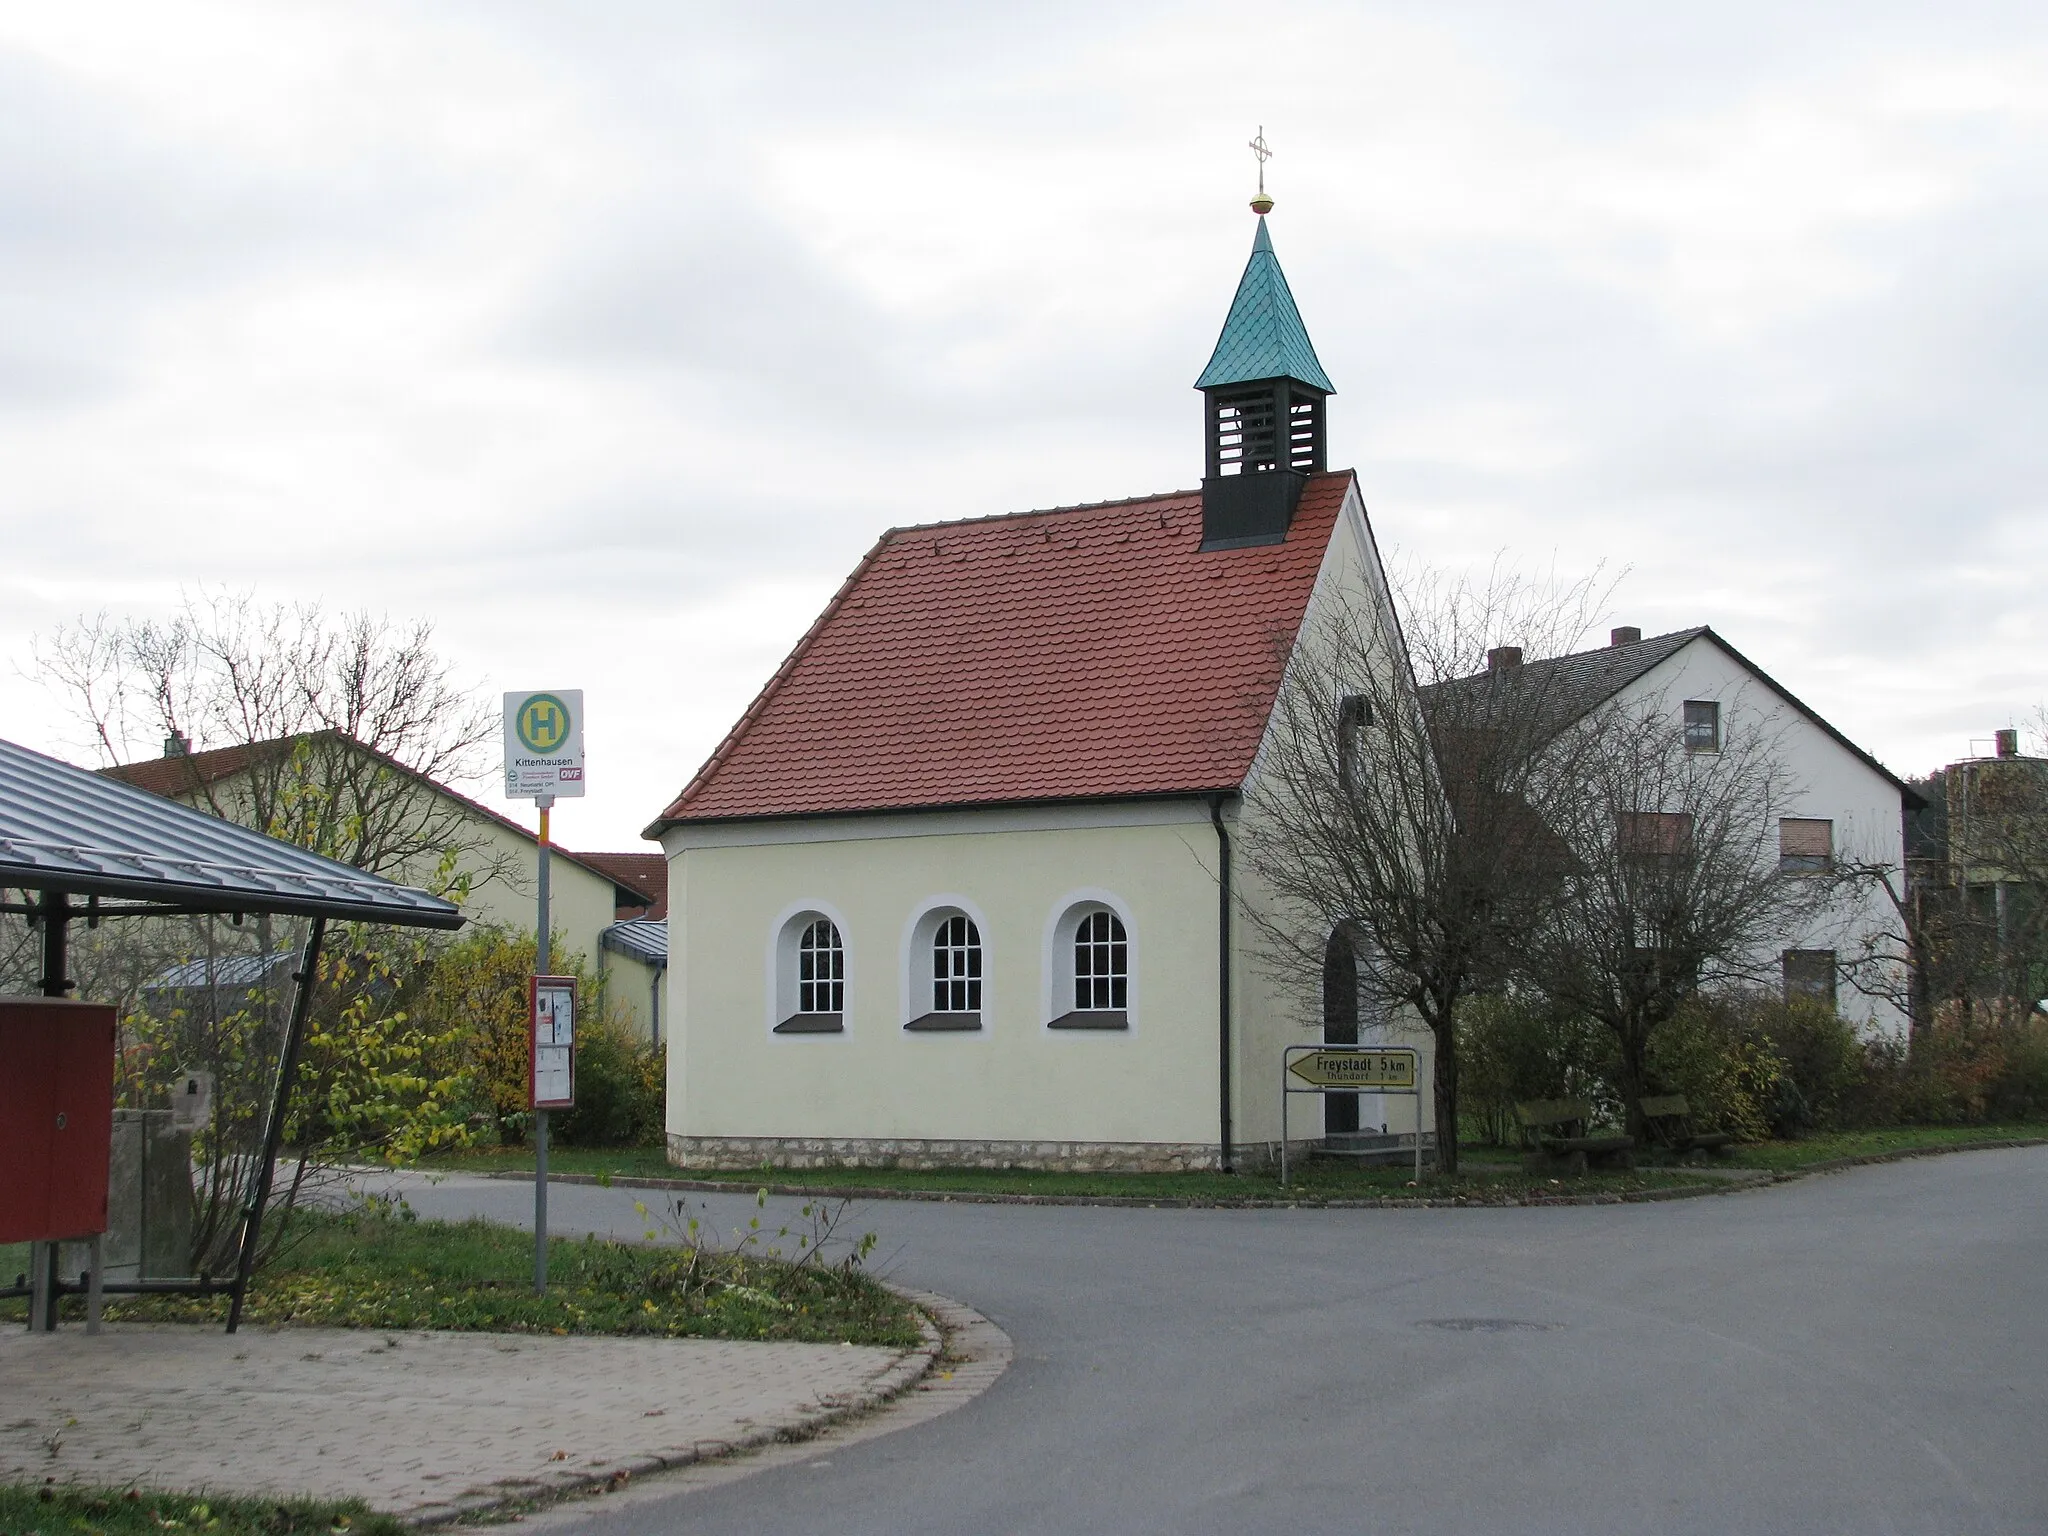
top-left (1249, 126), bottom-right (1274, 216)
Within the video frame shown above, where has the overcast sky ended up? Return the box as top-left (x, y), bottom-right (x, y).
top-left (3, 2), bottom-right (2044, 849)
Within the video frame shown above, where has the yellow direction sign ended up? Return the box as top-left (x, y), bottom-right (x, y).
top-left (1287, 1049), bottom-right (1417, 1089)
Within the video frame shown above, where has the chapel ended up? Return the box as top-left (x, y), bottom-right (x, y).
top-left (647, 190), bottom-right (1423, 1171)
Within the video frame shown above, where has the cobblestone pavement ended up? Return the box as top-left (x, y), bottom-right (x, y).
top-left (0, 1323), bottom-right (926, 1523)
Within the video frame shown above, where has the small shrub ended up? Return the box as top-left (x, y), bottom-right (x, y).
top-left (1874, 1008), bottom-right (2048, 1125)
top-left (1753, 997), bottom-right (1866, 1128)
top-left (1458, 994), bottom-right (1609, 1145)
top-left (556, 1013), bottom-right (664, 1148)
top-left (1643, 995), bottom-right (1778, 1142)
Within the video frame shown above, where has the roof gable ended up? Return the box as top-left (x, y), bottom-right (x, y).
top-left (1427, 627), bottom-right (1922, 809)
top-left (1193, 220), bottom-right (1336, 394)
top-left (653, 473), bottom-right (1357, 826)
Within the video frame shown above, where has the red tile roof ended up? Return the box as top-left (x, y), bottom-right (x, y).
top-left (573, 851), bottom-right (668, 918)
top-left (104, 741), bottom-right (268, 798)
top-left (653, 472), bottom-right (1354, 826)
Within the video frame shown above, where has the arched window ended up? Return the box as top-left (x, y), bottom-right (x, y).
top-left (1048, 899), bottom-right (1133, 1030)
top-left (932, 914), bottom-right (982, 1013)
top-left (797, 919), bottom-right (844, 1014)
top-left (906, 905), bottom-right (985, 1031)
top-left (1073, 910), bottom-right (1128, 1011)
top-left (773, 909), bottom-right (847, 1034)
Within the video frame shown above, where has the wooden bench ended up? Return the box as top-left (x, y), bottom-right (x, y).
top-left (1637, 1095), bottom-right (1735, 1157)
top-left (1514, 1099), bottom-right (1634, 1173)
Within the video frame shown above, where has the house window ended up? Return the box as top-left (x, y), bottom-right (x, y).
top-left (1338, 694), bottom-right (1372, 796)
top-left (773, 909), bottom-right (847, 1034)
top-left (1783, 949), bottom-right (1837, 1010)
top-left (1779, 818), bottom-right (1834, 874)
top-left (1683, 700), bottom-right (1721, 752)
top-left (797, 919), bottom-right (844, 1012)
top-left (1618, 810), bottom-right (1694, 858)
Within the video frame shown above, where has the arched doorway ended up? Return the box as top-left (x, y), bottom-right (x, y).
top-left (1322, 926), bottom-right (1360, 1134)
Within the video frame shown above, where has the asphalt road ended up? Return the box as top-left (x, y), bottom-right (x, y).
top-left (386, 1149), bottom-right (2047, 1536)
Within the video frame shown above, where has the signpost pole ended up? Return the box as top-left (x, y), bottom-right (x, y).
top-left (534, 793), bottom-right (553, 1297)
top-left (1280, 1059), bottom-right (1289, 1188)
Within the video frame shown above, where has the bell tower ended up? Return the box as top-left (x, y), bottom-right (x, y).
top-left (1195, 133), bottom-right (1335, 550)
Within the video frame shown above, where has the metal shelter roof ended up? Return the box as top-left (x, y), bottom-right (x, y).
top-left (0, 737), bottom-right (463, 929)
top-left (600, 916), bottom-right (668, 966)
top-left (1194, 218), bottom-right (1336, 394)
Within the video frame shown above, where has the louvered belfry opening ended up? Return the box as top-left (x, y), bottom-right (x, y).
top-left (1201, 377), bottom-right (1326, 549)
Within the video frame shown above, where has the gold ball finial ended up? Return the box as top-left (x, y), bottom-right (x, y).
top-left (1250, 192), bottom-right (1275, 216)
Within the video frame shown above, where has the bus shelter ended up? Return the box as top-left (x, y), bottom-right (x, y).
top-left (0, 736), bottom-right (461, 1331)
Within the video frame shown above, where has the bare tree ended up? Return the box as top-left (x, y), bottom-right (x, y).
top-left (1508, 690), bottom-right (1829, 1140)
top-left (1239, 561), bottom-right (1615, 1174)
top-left (31, 590), bottom-right (497, 879)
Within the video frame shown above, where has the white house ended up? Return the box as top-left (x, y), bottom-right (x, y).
top-left (648, 209), bottom-right (1429, 1172)
top-left (1458, 625), bottom-right (1922, 1034)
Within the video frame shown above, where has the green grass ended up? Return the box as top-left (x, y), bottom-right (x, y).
top-left (1718, 1121), bottom-right (2048, 1171)
top-left (422, 1145), bottom-right (1716, 1203)
top-left (0, 1484), bottom-right (403, 1536)
top-left (0, 1208), bottom-right (920, 1348)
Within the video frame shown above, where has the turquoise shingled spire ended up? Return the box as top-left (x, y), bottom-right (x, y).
top-left (1194, 217), bottom-right (1335, 394)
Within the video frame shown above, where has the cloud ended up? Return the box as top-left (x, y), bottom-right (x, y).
top-left (1, 0), bottom-right (2045, 846)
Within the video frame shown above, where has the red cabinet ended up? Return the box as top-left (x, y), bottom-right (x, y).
top-left (0, 999), bottom-right (116, 1244)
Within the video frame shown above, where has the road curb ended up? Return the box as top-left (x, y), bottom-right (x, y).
top-left (451, 1135), bottom-right (2048, 1213)
top-left (467, 1166), bottom-right (1763, 1210)
top-left (401, 1287), bottom-right (975, 1529)
top-left (1755, 1135), bottom-right (2048, 1182)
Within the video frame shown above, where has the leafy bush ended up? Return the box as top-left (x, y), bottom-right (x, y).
top-left (1458, 993), bottom-right (1610, 1144)
top-left (1463, 982), bottom-right (2048, 1146)
top-left (1871, 1009), bottom-right (2048, 1126)
top-left (414, 928), bottom-right (541, 1140)
top-left (1643, 995), bottom-right (1782, 1142)
top-left (555, 1012), bottom-right (665, 1148)
top-left (413, 928), bottom-right (662, 1147)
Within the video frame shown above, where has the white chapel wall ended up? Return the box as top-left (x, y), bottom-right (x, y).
top-left (661, 807), bottom-right (1230, 1166)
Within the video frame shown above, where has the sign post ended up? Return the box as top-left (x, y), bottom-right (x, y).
top-left (1279, 1044), bottom-right (1426, 1186)
top-left (504, 690), bottom-right (585, 1295)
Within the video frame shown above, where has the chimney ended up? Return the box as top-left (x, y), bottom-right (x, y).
top-left (1486, 646), bottom-right (1524, 672)
top-left (1610, 626), bottom-right (1642, 647)
top-left (162, 731), bottom-right (191, 758)
top-left (1995, 728), bottom-right (2019, 759)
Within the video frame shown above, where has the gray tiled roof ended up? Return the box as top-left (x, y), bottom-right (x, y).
top-left (1423, 627), bottom-right (1706, 722)
top-left (0, 736), bottom-right (464, 928)
top-left (600, 916), bottom-right (667, 966)
top-left (1423, 627), bottom-right (1921, 806)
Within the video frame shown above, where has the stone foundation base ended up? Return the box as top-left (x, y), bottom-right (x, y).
top-left (667, 1133), bottom-right (1236, 1174)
